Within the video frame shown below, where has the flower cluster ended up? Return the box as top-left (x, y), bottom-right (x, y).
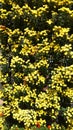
top-left (0, 0), bottom-right (73, 129)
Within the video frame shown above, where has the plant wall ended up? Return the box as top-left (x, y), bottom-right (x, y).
top-left (0, 0), bottom-right (73, 130)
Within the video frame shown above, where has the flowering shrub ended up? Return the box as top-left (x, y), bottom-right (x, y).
top-left (0, 0), bottom-right (73, 130)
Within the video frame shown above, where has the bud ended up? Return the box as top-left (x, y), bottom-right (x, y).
top-left (36, 122), bottom-right (40, 128)
top-left (47, 125), bottom-right (51, 129)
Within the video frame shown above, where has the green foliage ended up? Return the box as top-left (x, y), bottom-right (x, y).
top-left (0, 0), bottom-right (73, 130)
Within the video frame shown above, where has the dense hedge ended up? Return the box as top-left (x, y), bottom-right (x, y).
top-left (0, 0), bottom-right (73, 130)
